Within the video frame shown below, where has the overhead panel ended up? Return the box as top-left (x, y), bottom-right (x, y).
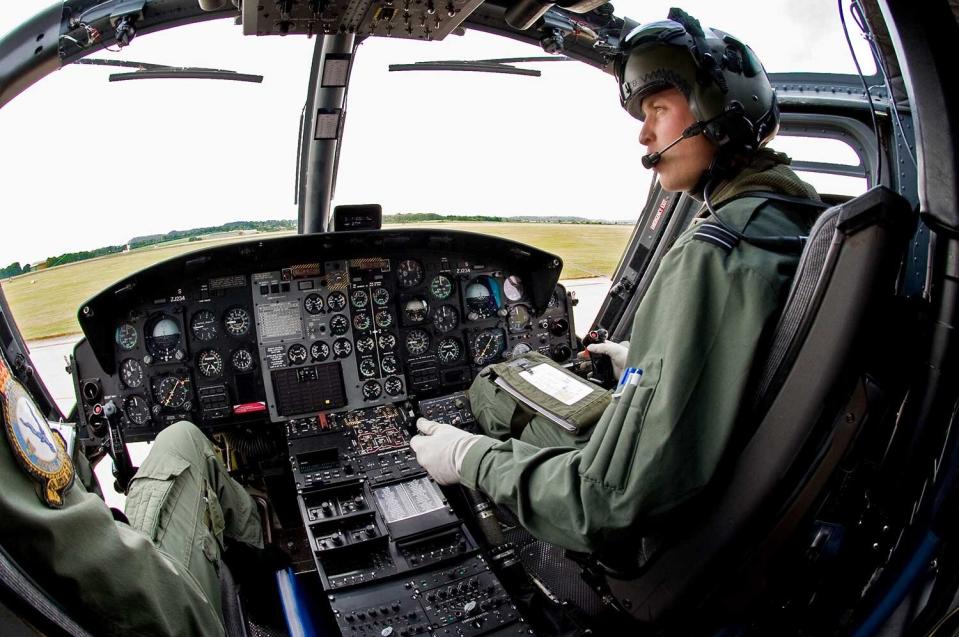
top-left (242, 0), bottom-right (485, 40)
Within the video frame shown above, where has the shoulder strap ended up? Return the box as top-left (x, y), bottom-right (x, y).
top-left (722, 190), bottom-right (831, 212)
top-left (693, 190), bottom-right (829, 255)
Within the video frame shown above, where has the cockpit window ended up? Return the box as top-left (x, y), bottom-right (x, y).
top-left (767, 135), bottom-right (869, 196)
top-left (335, 30), bottom-right (641, 283)
top-left (0, 19), bottom-right (313, 413)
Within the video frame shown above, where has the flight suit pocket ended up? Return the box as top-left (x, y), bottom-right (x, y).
top-left (124, 455), bottom-right (192, 543)
top-left (203, 479), bottom-right (226, 544)
top-left (580, 358), bottom-right (662, 490)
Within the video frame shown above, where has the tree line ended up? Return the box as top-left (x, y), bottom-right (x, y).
top-left (2, 215), bottom-right (623, 280)
top-left (1, 220), bottom-right (297, 279)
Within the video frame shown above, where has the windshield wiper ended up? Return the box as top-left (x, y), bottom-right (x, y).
top-left (388, 56), bottom-right (569, 77)
top-left (74, 59), bottom-right (263, 83)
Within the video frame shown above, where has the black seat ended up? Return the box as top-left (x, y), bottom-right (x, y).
top-left (220, 562), bottom-right (249, 637)
top-left (0, 544), bottom-right (92, 637)
top-left (599, 186), bottom-right (916, 626)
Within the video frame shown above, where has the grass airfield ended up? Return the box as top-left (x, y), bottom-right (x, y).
top-left (2, 222), bottom-right (631, 341)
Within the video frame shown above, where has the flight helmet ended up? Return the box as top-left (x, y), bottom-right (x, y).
top-left (615, 8), bottom-right (779, 159)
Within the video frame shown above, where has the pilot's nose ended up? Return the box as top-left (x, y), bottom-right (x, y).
top-left (638, 119), bottom-right (653, 148)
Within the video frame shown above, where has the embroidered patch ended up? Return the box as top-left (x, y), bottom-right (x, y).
top-left (0, 350), bottom-right (74, 508)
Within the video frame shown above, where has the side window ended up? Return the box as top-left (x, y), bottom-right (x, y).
top-left (767, 135), bottom-right (869, 197)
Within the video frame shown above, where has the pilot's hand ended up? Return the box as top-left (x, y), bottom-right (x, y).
top-left (410, 418), bottom-right (481, 486)
top-left (586, 340), bottom-right (630, 380)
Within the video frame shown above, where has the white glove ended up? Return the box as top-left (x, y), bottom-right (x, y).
top-left (586, 340), bottom-right (630, 380)
top-left (409, 418), bottom-right (481, 485)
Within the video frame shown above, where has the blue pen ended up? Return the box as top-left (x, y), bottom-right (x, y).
top-left (627, 369), bottom-right (644, 386)
top-left (613, 368), bottom-right (637, 398)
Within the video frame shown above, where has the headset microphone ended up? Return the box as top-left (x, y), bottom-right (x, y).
top-left (641, 120), bottom-right (708, 169)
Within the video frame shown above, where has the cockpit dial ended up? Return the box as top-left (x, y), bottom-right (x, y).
top-left (431, 305), bottom-right (459, 333)
top-left (437, 337), bottom-right (462, 364)
top-left (124, 395), bottom-right (151, 426)
top-left (190, 310), bottom-right (218, 341)
top-left (470, 329), bottom-right (506, 365)
top-left (223, 307), bottom-right (251, 337)
top-left (507, 305), bottom-right (531, 332)
top-left (396, 259), bottom-right (425, 289)
top-left (356, 336), bottom-right (376, 354)
top-left (384, 377), bottom-right (403, 396)
top-left (145, 315), bottom-right (183, 362)
top-left (311, 341), bottom-right (330, 362)
top-left (503, 275), bottom-right (525, 301)
top-left (231, 348), bottom-right (255, 372)
top-left (429, 274), bottom-right (454, 300)
top-left (372, 287), bottom-right (390, 306)
top-left (304, 293), bottom-right (324, 315)
top-left (120, 358), bottom-right (144, 388)
top-left (374, 310), bottom-right (393, 329)
top-left (465, 277), bottom-right (500, 320)
top-left (362, 380), bottom-right (383, 400)
top-left (381, 354), bottom-right (399, 374)
top-left (197, 350), bottom-right (224, 377)
top-left (333, 338), bottom-right (353, 359)
top-left (329, 314), bottom-right (349, 336)
top-left (405, 329), bottom-right (430, 357)
top-left (404, 298), bottom-right (429, 323)
top-left (353, 312), bottom-right (372, 331)
top-left (327, 292), bottom-right (347, 312)
top-left (378, 333), bottom-right (396, 351)
top-left (359, 358), bottom-right (377, 378)
top-left (287, 344), bottom-right (308, 365)
top-left (350, 290), bottom-right (369, 309)
top-left (115, 323), bottom-right (138, 351)
top-left (153, 376), bottom-right (191, 409)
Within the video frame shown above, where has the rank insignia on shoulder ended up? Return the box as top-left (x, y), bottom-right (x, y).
top-left (0, 350), bottom-right (75, 508)
top-left (692, 221), bottom-right (740, 254)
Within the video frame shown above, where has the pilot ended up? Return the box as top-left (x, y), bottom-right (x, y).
top-left (411, 9), bottom-right (823, 555)
top-left (0, 356), bottom-right (263, 637)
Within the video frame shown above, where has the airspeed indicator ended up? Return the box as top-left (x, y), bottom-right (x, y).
top-left (223, 308), bottom-right (251, 337)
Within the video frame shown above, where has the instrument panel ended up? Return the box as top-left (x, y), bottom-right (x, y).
top-left (69, 230), bottom-right (571, 636)
top-left (72, 230), bottom-right (576, 442)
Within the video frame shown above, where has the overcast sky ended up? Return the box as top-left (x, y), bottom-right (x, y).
top-left (0, 1), bottom-right (876, 267)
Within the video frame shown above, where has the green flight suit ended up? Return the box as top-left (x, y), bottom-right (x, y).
top-left (0, 415), bottom-right (262, 636)
top-left (461, 150), bottom-right (821, 554)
